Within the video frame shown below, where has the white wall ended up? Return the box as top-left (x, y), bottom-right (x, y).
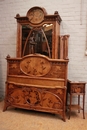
top-left (0, 0), bottom-right (87, 111)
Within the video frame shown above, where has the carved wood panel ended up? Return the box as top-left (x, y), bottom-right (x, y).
top-left (7, 55), bottom-right (68, 79)
top-left (71, 84), bottom-right (85, 93)
top-left (7, 83), bottom-right (65, 110)
top-left (20, 55), bottom-right (51, 76)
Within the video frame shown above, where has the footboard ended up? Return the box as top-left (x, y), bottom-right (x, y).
top-left (4, 81), bottom-right (66, 121)
top-left (4, 54), bottom-right (68, 121)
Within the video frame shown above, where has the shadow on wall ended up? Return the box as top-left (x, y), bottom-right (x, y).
top-left (0, 55), bottom-right (5, 102)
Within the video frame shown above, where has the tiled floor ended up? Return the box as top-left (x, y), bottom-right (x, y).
top-left (0, 101), bottom-right (87, 130)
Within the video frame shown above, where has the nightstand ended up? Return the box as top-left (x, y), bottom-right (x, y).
top-left (67, 80), bottom-right (86, 119)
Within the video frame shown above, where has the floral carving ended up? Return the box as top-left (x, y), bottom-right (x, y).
top-left (7, 86), bottom-right (63, 109)
top-left (20, 56), bottom-right (51, 76)
top-left (71, 86), bottom-right (83, 93)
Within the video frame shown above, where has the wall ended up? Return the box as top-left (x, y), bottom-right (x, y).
top-left (0, 0), bottom-right (87, 111)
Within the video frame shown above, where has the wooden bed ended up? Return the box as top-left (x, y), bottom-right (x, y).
top-left (3, 6), bottom-right (69, 121)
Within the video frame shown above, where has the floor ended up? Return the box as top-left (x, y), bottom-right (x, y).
top-left (0, 100), bottom-right (87, 130)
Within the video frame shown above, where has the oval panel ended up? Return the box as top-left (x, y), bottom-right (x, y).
top-left (20, 55), bottom-right (51, 76)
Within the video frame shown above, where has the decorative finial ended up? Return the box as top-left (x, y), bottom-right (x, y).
top-left (16, 14), bottom-right (20, 18)
top-left (54, 11), bottom-right (59, 15)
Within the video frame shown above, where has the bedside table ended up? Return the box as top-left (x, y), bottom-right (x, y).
top-left (67, 80), bottom-right (86, 119)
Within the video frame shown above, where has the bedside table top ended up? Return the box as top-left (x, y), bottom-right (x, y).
top-left (67, 79), bottom-right (86, 84)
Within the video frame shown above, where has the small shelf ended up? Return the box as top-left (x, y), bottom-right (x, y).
top-left (67, 105), bottom-right (82, 110)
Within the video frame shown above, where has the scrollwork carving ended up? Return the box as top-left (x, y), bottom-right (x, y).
top-left (7, 85), bottom-right (64, 109)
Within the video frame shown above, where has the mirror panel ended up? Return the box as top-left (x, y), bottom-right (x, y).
top-left (22, 24), bottom-right (53, 58)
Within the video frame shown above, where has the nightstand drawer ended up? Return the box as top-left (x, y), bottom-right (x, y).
top-left (71, 84), bottom-right (85, 93)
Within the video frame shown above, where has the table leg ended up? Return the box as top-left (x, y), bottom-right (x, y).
top-left (83, 94), bottom-right (85, 119)
top-left (68, 94), bottom-right (72, 119)
top-left (78, 95), bottom-right (80, 113)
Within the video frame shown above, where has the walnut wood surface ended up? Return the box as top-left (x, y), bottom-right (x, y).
top-left (4, 6), bottom-right (69, 121)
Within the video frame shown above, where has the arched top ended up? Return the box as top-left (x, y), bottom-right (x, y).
top-left (20, 54), bottom-right (52, 76)
top-left (15, 6), bottom-right (62, 25)
top-left (26, 6), bottom-right (47, 24)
